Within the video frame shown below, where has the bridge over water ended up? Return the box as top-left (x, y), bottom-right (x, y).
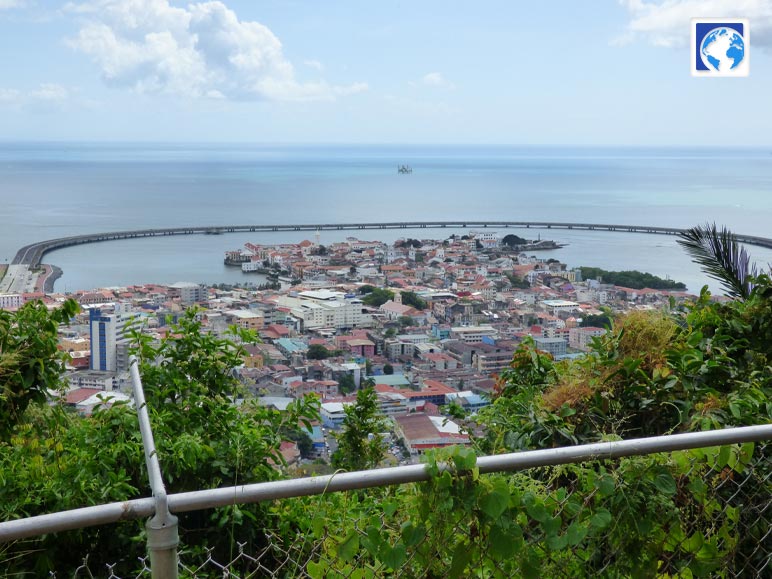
top-left (12, 221), bottom-right (772, 268)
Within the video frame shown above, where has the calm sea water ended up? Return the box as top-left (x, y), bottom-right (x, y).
top-left (1, 143), bottom-right (771, 293)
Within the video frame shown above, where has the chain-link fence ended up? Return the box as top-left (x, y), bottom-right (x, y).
top-left (46, 440), bottom-right (770, 578)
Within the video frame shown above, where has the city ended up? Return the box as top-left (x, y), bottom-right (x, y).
top-left (1, 229), bottom-right (700, 470)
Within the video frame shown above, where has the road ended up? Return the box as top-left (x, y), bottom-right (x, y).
top-left (0, 264), bottom-right (36, 294)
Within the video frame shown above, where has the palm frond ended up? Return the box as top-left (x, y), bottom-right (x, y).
top-left (677, 223), bottom-right (757, 299)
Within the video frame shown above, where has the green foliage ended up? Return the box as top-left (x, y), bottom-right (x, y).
top-left (308, 343), bottom-right (334, 360)
top-left (579, 266), bottom-right (687, 290)
top-left (331, 387), bottom-right (386, 471)
top-left (361, 288), bottom-right (395, 307)
top-left (397, 315), bottom-right (414, 328)
top-left (338, 372), bottom-right (357, 394)
top-left (580, 313), bottom-right (612, 328)
top-left (399, 290), bottom-right (427, 310)
top-left (1, 308), bottom-right (320, 574)
top-left (280, 426), bottom-right (315, 459)
top-left (505, 271), bottom-right (530, 289)
top-left (284, 441), bottom-right (766, 577)
top-left (477, 273), bottom-right (772, 455)
top-left (502, 234), bottom-right (528, 247)
top-left (0, 299), bottom-right (79, 440)
top-left (383, 363), bottom-right (394, 375)
top-left (678, 223), bottom-right (757, 299)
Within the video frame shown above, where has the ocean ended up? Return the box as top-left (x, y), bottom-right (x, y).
top-left (1, 143), bottom-right (771, 294)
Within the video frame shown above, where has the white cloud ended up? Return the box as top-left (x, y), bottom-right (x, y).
top-left (421, 72), bottom-right (455, 89)
top-left (65, 0), bottom-right (367, 101)
top-left (0, 0), bottom-right (24, 10)
top-left (0, 84), bottom-right (74, 110)
top-left (617, 0), bottom-right (772, 47)
top-left (0, 88), bottom-right (21, 101)
top-left (29, 83), bottom-right (70, 101)
top-left (304, 59), bottom-right (324, 72)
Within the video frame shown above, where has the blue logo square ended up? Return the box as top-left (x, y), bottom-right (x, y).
top-left (694, 21), bottom-right (745, 72)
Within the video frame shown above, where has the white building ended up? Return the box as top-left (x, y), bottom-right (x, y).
top-left (569, 326), bottom-right (607, 351)
top-left (541, 299), bottom-right (581, 314)
top-left (449, 325), bottom-right (498, 344)
top-left (242, 261), bottom-right (264, 272)
top-left (168, 282), bottom-right (207, 305)
top-left (0, 293), bottom-right (23, 310)
top-left (475, 231), bottom-right (500, 249)
top-left (65, 370), bottom-right (119, 391)
top-left (275, 290), bottom-right (373, 331)
top-left (534, 337), bottom-right (568, 357)
top-left (321, 402), bottom-right (350, 428)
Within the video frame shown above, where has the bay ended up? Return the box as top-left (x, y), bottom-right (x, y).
top-left (1, 143), bottom-right (771, 293)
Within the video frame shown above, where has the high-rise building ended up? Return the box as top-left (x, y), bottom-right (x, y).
top-left (89, 305), bottom-right (133, 372)
top-left (168, 282), bottom-right (208, 305)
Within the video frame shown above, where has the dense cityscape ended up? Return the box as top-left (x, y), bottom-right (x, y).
top-left (1, 230), bottom-right (698, 471)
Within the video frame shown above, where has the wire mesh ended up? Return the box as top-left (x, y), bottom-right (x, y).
top-left (36, 441), bottom-right (770, 578)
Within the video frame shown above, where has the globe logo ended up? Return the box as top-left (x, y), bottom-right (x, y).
top-left (700, 27), bottom-right (745, 72)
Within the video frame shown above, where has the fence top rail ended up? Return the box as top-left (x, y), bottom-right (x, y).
top-left (1, 423), bottom-right (770, 543)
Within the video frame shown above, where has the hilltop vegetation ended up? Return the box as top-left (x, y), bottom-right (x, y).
top-left (580, 266), bottom-right (687, 290)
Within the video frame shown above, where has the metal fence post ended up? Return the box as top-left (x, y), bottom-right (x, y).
top-left (130, 355), bottom-right (179, 579)
top-left (146, 490), bottom-right (178, 579)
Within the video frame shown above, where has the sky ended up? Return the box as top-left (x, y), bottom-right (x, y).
top-left (0, 0), bottom-right (771, 145)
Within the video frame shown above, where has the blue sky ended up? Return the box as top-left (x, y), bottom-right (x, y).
top-left (0, 0), bottom-right (770, 144)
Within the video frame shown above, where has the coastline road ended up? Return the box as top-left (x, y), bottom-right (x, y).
top-left (6, 221), bottom-right (772, 296)
top-left (0, 264), bottom-right (38, 294)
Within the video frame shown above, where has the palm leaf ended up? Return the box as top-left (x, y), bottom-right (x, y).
top-left (677, 223), bottom-right (757, 299)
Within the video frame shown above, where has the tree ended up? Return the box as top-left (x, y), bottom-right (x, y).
top-left (397, 238), bottom-right (422, 249)
top-left (398, 316), bottom-right (414, 328)
top-left (338, 372), bottom-right (356, 394)
top-left (0, 299), bottom-right (79, 440)
top-left (580, 313), bottom-right (612, 329)
top-left (677, 222), bottom-right (757, 299)
top-left (383, 363), bottom-right (394, 375)
top-left (361, 288), bottom-right (395, 307)
top-left (502, 234), bottom-right (528, 247)
top-left (307, 343), bottom-right (332, 360)
top-left (505, 271), bottom-right (530, 289)
top-left (331, 387), bottom-right (386, 471)
top-left (280, 426), bottom-right (315, 459)
top-left (1, 307), bottom-right (320, 574)
top-left (578, 267), bottom-right (686, 291)
top-left (359, 285), bottom-right (375, 295)
top-left (400, 290), bottom-right (427, 310)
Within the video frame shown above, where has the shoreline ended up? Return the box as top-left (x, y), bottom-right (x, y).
top-left (42, 265), bottom-right (62, 294)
